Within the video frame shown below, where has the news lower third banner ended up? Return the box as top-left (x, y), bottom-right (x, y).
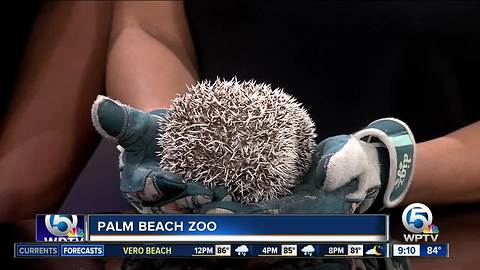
top-left (86, 214), bottom-right (388, 242)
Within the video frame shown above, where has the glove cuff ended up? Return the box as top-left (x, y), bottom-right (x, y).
top-left (354, 118), bottom-right (416, 211)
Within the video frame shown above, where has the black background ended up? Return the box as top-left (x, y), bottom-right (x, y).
top-left (185, 0), bottom-right (479, 142)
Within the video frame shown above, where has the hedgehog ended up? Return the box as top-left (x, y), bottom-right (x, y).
top-left (158, 78), bottom-right (317, 204)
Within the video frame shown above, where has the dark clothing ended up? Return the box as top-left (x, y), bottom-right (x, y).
top-left (185, 1), bottom-right (479, 142)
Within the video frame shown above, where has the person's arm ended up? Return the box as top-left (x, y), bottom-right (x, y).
top-left (0, 2), bottom-right (112, 221)
top-left (107, 1), bottom-right (197, 111)
top-left (404, 121), bottom-right (480, 205)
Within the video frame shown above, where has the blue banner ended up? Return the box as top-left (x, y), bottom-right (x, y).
top-left (87, 214), bottom-right (387, 242)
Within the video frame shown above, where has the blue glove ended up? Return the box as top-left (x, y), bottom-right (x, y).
top-left (91, 95), bottom-right (231, 213)
top-left (199, 118), bottom-right (416, 214)
top-left (317, 118), bottom-right (416, 212)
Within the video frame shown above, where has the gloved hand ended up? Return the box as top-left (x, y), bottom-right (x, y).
top-left (91, 95), bottom-right (231, 213)
top-left (199, 118), bottom-right (416, 214)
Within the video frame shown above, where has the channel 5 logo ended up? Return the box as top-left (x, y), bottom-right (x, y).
top-left (402, 203), bottom-right (439, 242)
top-left (36, 214), bottom-right (85, 242)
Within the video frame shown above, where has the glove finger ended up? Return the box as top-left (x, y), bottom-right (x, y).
top-left (152, 171), bottom-right (190, 199)
top-left (160, 202), bottom-right (192, 214)
top-left (163, 189), bottom-right (234, 213)
top-left (91, 95), bottom-right (131, 140)
top-left (123, 169), bottom-right (191, 207)
top-left (311, 135), bottom-right (351, 189)
top-left (124, 165), bottom-right (227, 212)
top-left (174, 186), bottom-right (234, 210)
top-left (123, 192), bottom-right (161, 214)
top-left (91, 95), bottom-right (162, 150)
top-left (287, 180), bottom-right (359, 214)
top-left (150, 172), bottom-right (217, 208)
top-left (174, 194), bottom-right (214, 210)
top-left (211, 186), bottom-right (233, 202)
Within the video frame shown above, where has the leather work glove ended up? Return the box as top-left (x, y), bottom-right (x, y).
top-left (91, 95), bottom-right (231, 213)
top-left (199, 118), bottom-right (416, 214)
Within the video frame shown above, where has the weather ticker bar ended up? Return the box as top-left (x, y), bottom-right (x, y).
top-left (13, 243), bottom-right (450, 258)
top-left (15, 242), bottom-right (451, 258)
top-left (15, 243), bottom-right (390, 258)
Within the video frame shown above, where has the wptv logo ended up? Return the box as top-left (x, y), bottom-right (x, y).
top-left (36, 214), bottom-right (85, 242)
top-left (402, 203), bottom-right (439, 242)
